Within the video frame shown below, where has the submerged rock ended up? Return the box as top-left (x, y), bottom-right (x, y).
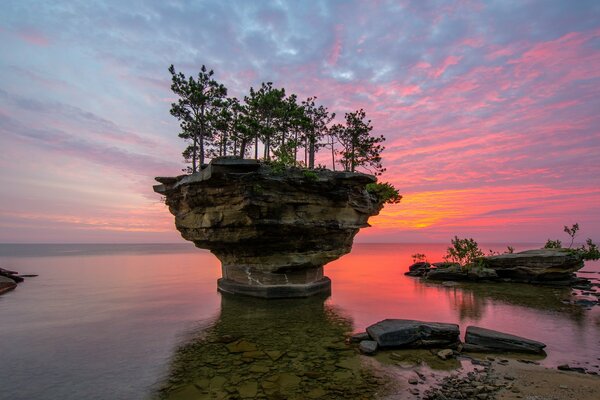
top-left (366, 319), bottom-right (460, 348)
top-left (464, 326), bottom-right (546, 354)
top-left (155, 158), bottom-right (386, 298)
top-left (436, 349), bottom-right (454, 360)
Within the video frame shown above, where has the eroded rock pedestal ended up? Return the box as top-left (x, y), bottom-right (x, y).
top-left (154, 158), bottom-right (384, 298)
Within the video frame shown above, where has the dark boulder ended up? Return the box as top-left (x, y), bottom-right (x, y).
top-left (366, 319), bottom-right (460, 348)
top-left (426, 265), bottom-right (469, 281)
top-left (405, 262), bottom-right (431, 277)
top-left (464, 326), bottom-right (546, 354)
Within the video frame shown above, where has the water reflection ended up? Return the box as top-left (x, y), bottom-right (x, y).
top-left (156, 294), bottom-right (394, 400)
top-left (421, 281), bottom-right (585, 324)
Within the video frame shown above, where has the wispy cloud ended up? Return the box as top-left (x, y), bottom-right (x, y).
top-left (0, 0), bottom-right (598, 242)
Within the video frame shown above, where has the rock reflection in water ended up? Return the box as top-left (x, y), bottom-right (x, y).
top-left (156, 294), bottom-right (392, 399)
top-left (421, 281), bottom-right (586, 324)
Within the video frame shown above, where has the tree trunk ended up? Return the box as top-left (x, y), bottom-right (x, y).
top-left (199, 105), bottom-right (205, 168)
top-left (192, 133), bottom-right (198, 173)
top-left (240, 139), bottom-right (247, 158)
top-left (330, 136), bottom-right (336, 171)
top-left (293, 131), bottom-right (298, 161)
top-left (308, 136), bottom-right (315, 169)
top-left (350, 141), bottom-right (354, 172)
top-left (199, 133), bottom-right (205, 169)
top-left (254, 136), bottom-right (258, 159)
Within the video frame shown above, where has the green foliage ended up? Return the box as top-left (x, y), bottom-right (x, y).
top-left (332, 109), bottom-right (386, 175)
top-left (543, 223), bottom-right (598, 261)
top-left (366, 182), bottom-right (402, 204)
top-left (576, 238), bottom-right (600, 261)
top-left (169, 65), bottom-right (390, 176)
top-left (169, 64), bottom-right (227, 172)
top-left (444, 236), bottom-right (484, 268)
top-left (544, 239), bottom-right (562, 249)
top-left (252, 184), bottom-right (264, 194)
top-left (411, 253), bottom-right (427, 263)
top-left (302, 170), bottom-right (318, 182)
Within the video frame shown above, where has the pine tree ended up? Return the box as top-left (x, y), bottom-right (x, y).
top-left (169, 64), bottom-right (227, 172)
top-left (334, 109), bottom-right (386, 175)
top-left (301, 97), bottom-right (335, 169)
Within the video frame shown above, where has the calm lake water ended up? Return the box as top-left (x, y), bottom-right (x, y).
top-left (0, 243), bottom-right (599, 399)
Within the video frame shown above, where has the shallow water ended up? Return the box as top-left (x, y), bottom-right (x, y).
top-left (0, 243), bottom-right (598, 399)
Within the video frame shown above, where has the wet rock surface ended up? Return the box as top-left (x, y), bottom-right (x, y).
top-left (0, 267), bottom-right (36, 295)
top-left (156, 295), bottom-right (394, 399)
top-left (465, 326), bottom-right (546, 354)
top-left (366, 319), bottom-right (460, 349)
top-left (154, 158), bottom-right (384, 298)
top-left (423, 369), bottom-right (502, 400)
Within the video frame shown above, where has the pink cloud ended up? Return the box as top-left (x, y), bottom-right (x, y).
top-left (328, 25), bottom-right (343, 66)
top-left (16, 27), bottom-right (50, 46)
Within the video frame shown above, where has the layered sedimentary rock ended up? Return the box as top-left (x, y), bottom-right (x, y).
top-left (464, 326), bottom-right (546, 354)
top-left (366, 319), bottom-right (460, 348)
top-left (421, 249), bottom-right (584, 284)
top-left (154, 158), bottom-right (384, 298)
top-left (482, 249), bottom-right (584, 282)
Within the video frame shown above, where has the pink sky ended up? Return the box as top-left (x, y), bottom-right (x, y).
top-left (0, 0), bottom-right (599, 243)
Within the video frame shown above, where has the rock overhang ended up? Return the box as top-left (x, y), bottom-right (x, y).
top-left (155, 158), bottom-right (386, 298)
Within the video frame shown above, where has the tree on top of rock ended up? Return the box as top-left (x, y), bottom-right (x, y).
top-left (331, 109), bottom-right (386, 175)
top-left (169, 64), bottom-right (227, 172)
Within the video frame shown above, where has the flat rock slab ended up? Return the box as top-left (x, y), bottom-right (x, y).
top-left (366, 319), bottom-right (460, 348)
top-left (465, 326), bottom-right (546, 354)
top-left (482, 248), bottom-right (583, 281)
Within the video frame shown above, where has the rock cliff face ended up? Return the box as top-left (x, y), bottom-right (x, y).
top-left (154, 158), bottom-right (385, 298)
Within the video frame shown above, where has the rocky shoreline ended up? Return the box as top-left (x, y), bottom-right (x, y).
top-left (404, 248), bottom-right (600, 309)
top-left (0, 267), bottom-right (37, 295)
top-left (422, 358), bottom-right (600, 400)
top-left (346, 318), bottom-right (600, 399)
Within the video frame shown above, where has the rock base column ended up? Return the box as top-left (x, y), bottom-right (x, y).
top-left (217, 265), bottom-right (331, 298)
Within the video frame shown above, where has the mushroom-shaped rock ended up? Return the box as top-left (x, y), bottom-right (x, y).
top-left (154, 158), bottom-right (386, 298)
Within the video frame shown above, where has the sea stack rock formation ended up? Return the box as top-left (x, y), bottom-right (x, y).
top-left (154, 158), bottom-right (386, 298)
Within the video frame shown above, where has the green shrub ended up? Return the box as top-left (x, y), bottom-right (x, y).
top-left (444, 236), bottom-right (484, 268)
top-left (302, 170), bottom-right (318, 182)
top-left (411, 253), bottom-right (427, 263)
top-left (544, 239), bottom-right (562, 249)
top-left (577, 238), bottom-right (600, 261)
top-left (366, 182), bottom-right (402, 204)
